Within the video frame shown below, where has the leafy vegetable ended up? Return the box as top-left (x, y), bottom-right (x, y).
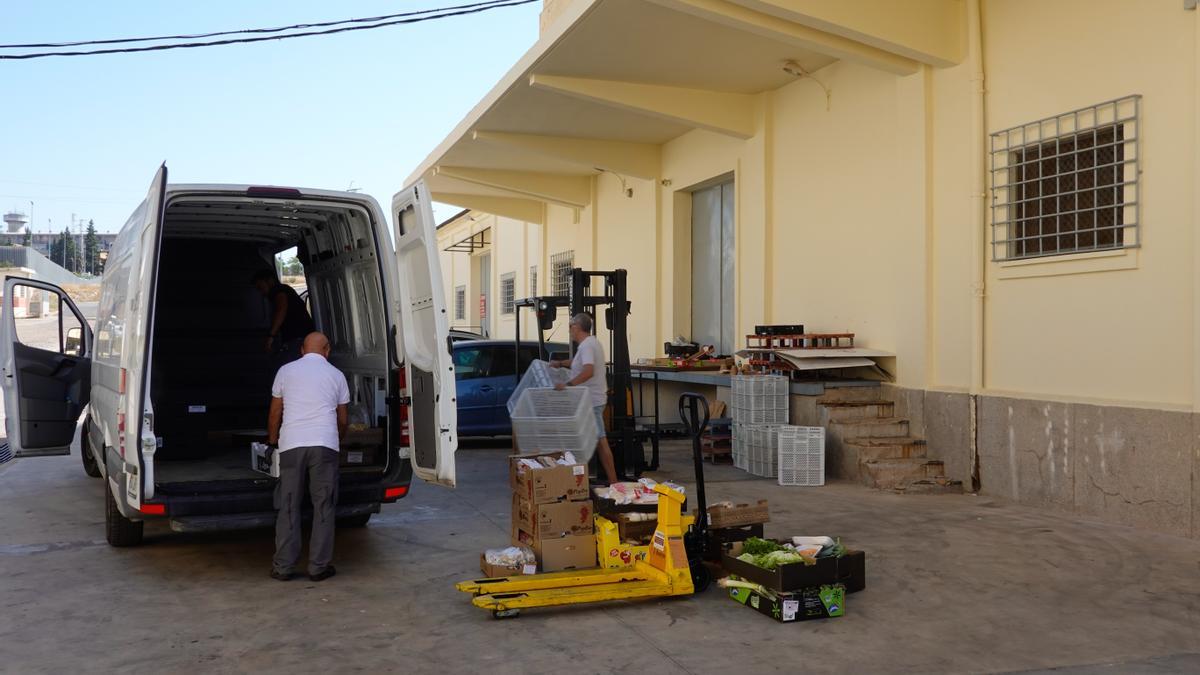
top-left (736, 544), bottom-right (816, 570)
top-left (741, 537), bottom-right (783, 556)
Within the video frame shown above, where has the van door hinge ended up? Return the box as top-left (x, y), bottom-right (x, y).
top-left (388, 396), bottom-right (412, 406)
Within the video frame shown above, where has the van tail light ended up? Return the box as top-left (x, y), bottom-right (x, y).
top-left (117, 412), bottom-right (126, 458)
top-left (118, 368), bottom-right (127, 395)
top-left (396, 367), bottom-right (410, 447)
top-left (383, 486), bottom-right (408, 501)
top-left (246, 186), bottom-right (302, 199)
top-left (138, 503), bottom-right (166, 516)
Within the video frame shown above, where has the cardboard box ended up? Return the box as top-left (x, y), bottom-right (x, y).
top-left (706, 500), bottom-right (770, 529)
top-left (532, 533), bottom-right (597, 572)
top-left (513, 495), bottom-right (594, 540)
top-left (616, 513), bottom-right (658, 543)
top-left (510, 452), bottom-right (589, 504)
top-left (722, 541), bottom-right (866, 593)
top-left (727, 584), bottom-right (846, 623)
top-left (479, 553), bottom-right (537, 578)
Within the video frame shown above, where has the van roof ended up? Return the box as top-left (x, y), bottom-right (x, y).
top-left (165, 183), bottom-right (383, 205)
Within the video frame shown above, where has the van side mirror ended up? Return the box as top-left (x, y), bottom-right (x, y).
top-left (65, 327), bottom-right (83, 357)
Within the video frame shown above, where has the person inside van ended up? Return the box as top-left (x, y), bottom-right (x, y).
top-left (252, 269), bottom-right (315, 360)
top-left (551, 313), bottom-right (619, 485)
top-left (267, 331), bottom-right (349, 582)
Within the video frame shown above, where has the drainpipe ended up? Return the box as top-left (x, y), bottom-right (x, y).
top-left (967, 0), bottom-right (986, 491)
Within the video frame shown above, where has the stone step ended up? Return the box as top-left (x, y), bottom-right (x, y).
top-left (895, 479), bottom-right (966, 495)
top-left (843, 436), bottom-right (927, 463)
top-left (817, 385), bottom-right (882, 403)
top-left (862, 458), bottom-right (945, 490)
top-left (822, 400), bottom-right (895, 421)
top-left (829, 417), bottom-right (910, 439)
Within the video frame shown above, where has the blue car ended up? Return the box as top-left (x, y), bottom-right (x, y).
top-left (453, 340), bottom-right (569, 436)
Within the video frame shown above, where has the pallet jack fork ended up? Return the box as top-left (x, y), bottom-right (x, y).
top-left (456, 393), bottom-right (713, 618)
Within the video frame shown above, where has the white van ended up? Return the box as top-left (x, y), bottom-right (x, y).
top-left (0, 165), bottom-right (458, 546)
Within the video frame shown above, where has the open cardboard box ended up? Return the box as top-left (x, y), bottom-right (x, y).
top-left (722, 540), bottom-right (866, 593)
top-left (509, 451), bottom-right (589, 505)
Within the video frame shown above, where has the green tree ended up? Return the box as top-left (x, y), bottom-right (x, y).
top-left (22, 227), bottom-right (31, 247)
top-left (84, 219), bottom-right (99, 275)
top-left (50, 229), bottom-right (79, 273)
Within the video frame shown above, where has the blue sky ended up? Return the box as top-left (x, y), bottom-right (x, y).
top-left (0, 1), bottom-right (540, 234)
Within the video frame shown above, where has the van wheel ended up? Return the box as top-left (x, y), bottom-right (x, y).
top-left (105, 488), bottom-right (144, 547)
top-left (80, 422), bottom-right (101, 478)
top-left (337, 514), bottom-right (371, 528)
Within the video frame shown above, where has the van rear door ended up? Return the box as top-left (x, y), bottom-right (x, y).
top-left (392, 182), bottom-right (457, 487)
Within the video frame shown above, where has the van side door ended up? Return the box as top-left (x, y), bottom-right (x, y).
top-left (0, 278), bottom-right (93, 460)
top-left (391, 181), bottom-right (457, 487)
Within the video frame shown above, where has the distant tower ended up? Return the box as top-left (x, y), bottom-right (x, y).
top-left (3, 211), bottom-right (28, 233)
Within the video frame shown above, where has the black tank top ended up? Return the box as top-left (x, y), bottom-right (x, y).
top-left (274, 284), bottom-right (315, 341)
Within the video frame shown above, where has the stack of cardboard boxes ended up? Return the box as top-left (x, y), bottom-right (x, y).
top-left (509, 451), bottom-right (597, 572)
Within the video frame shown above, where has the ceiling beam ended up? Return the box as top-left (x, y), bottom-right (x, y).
top-left (433, 166), bottom-right (592, 208)
top-left (647, 0), bottom-right (920, 75)
top-left (529, 74), bottom-right (757, 139)
top-left (430, 192), bottom-right (545, 225)
top-left (471, 130), bottom-right (662, 181)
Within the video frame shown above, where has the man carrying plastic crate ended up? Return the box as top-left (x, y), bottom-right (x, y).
top-left (552, 313), bottom-right (619, 484)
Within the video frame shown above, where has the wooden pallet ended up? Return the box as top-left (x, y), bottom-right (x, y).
top-left (744, 332), bottom-right (855, 350)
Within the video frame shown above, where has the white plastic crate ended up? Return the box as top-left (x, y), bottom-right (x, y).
top-left (732, 374), bottom-right (789, 396)
top-left (507, 359), bottom-right (570, 414)
top-left (510, 387), bottom-right (598, 460)
top-left (777, 425), bottom-right (825, 486)
top-left (732, 392), bottom-right (788, 410)
top-left (732, 407), bottom-right (789, 425)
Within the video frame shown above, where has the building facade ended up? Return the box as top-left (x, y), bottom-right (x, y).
top-left (420, 0), bottom-right (1200, 538)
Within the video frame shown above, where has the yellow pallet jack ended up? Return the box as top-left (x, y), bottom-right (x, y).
top-left (456, 393), bottom-right (715, 618)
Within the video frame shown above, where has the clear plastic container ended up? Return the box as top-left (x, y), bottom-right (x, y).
top-left (510, 387), bottom-right (598, 460)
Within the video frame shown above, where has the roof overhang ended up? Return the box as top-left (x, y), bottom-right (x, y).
top-left (409, 0), bottom-right (964, 211)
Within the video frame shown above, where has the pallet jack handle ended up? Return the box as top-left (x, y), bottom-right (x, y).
top-left (678, 392), bottom-right (710, 537)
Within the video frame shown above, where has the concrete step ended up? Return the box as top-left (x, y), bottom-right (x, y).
top-left (829, 417), bottom-right (910, 439)
top-left (895, 479), bottom-right (966, 495)
top-left (843, 436), bottom-right (927, 463)
top-left (821, 400), bottom-right (895, 421)
top-left (817, 385), bottom-right (882, 403)
top-left (862, 458), bottom-right (946, 490)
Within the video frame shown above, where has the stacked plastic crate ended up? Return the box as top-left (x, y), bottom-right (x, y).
top-left (730, 374), bottom-right (789, 477)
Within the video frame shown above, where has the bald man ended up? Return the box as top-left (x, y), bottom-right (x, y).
top-left (267, 332), bottom-right (350, 582)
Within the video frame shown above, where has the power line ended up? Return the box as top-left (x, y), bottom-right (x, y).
top-left (0, 0), bottom-right (536, 60)
top-left (0, 0), bottom-right (519, 49)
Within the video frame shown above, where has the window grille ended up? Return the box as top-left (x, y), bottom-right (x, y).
top-left (500, 273), bottom-right (516, 315)
top-left (454, 285), bottom-right (466, 320)
top-left (551, 250), bottom-right (574, 298)
top-left (529, 265), bottom-right (537, 297)
top-left (990, 95), bottom-right (1140, 261)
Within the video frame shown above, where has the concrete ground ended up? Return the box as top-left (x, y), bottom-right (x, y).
top-left (3, 435), bottom-right (1200, 674)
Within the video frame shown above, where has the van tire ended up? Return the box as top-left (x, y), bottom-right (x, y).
top-left (337, 514), bottom-right (371, 528)
top-left (80, 421), bottom-right (102, 478)
top-left (106, 487), bottom-right (144, 547)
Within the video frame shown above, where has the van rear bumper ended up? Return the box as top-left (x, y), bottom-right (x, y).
top-left (169, 502), bottom-right (379, 533)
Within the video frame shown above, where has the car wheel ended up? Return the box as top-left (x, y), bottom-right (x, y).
top-left (80, 420), bottom-right (101, 478)
top-left (105, 486), bottom-right (144, 547)
top-left (337, 514), bottom-right (371, 528)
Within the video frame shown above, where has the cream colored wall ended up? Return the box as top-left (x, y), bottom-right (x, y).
top-left (594, 171), bottom-right (659, 358)
top-left (982, 0), bottom-right (1197, 408)
top-left (768, 61), bottom-right (930, 388)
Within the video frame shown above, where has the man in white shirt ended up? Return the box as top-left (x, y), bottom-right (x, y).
top-left (553, 313), bottom-right (618, 484)
top-left (267, 332), bottom-right (350, 582)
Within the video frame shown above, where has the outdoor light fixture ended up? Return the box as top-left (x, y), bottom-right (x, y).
top-left (595, 167), bottom-right (633, 198)
top-left (783, 60), bottom-right (832, 110)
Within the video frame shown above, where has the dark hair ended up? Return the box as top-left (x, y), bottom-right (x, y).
top-left (251, 269), bottom-right (277, 284)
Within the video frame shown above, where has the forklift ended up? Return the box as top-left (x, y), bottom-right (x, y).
top-left (511, 267), bottom-right (660, 480)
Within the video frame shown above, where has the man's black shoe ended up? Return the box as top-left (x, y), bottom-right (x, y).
top-left (309, 565), bottom-right (337, 582)
top-left (270, 570), bottom-right (295, 581)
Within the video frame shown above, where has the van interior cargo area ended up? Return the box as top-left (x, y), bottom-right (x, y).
top-left (151, 195), bottom-right (392, 487)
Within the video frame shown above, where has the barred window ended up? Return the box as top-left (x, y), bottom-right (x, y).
top-left (551, 250), bottom-right (574, 298)
top-left (454, 285), bottom-right (466, 321)
top-left (500, 272), bottom-right (515, 315)
top-left (529, 265), bottom-right (537, 297)
top-left (990, 95), bottom-right (1140, 261)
